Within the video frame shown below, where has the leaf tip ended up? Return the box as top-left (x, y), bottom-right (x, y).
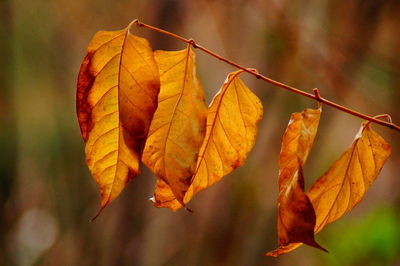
top-left (304, 238), bottom-right (328, 253)
top-left (184, 206), bottom-right (194, 213)
top-left (90, 205), bottom-right (107, 221)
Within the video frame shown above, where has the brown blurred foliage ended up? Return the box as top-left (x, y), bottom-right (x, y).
top-left (1, 0), bottom-right (400, 265)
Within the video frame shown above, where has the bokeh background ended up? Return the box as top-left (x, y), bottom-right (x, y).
top-left (1, 0), bottom-right (400, 265)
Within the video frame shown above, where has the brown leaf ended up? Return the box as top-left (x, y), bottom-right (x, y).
top-left (268, 108), bottom-right (326, 255)
top-left (142, 45), bottom-right (207, 205)
top-left (152, 70), bottom-right (263, 210)
top-left (267, 121), bottom-right (391, 256)
top-left (77, 26), bottom-right (160, 217)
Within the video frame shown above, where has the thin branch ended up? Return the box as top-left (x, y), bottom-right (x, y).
top-left (131, 19), bottom-right (400, 132)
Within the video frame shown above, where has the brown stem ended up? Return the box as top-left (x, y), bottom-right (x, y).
top-left (132, 19), bottom-right (400, 133)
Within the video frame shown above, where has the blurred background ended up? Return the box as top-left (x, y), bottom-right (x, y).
top-left (1, 0), bottom-right (400, 265)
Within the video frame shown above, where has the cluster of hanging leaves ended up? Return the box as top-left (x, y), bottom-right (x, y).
top-left (77, 22), bottom-right (391, 255)
top-left (265, 108), bottom-right (391, 256)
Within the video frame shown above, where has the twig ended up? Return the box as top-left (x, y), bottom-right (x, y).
top-left (131, 19), bottom-right (400, 132)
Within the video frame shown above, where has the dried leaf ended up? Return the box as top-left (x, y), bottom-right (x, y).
top-left (142, 45), bottom-right (207, 205)
top-left (77, 26), bottom-right (160, 216)
top-left (268, 108), bottom-right (326, 255)
top-left (309, 122), bottom-right (391, 231)
top-left (185, 70), bottom-right (263, 202)
top-left (267, 121), bottom-right (391, 256)
top-left (150, 178), bottom-right (182, 211)
top-left (152, 70), bottom-right (263, 210)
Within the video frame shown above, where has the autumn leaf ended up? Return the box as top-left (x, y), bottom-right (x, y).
top-left (150, 179), bottom-right (182, 211)
top-left (185, 70), bottom-right (263, 202)
top-left (77, 24), bottom-right (160, 217)
top-left (151, 70), bottom-right (263, 210)
top-left (267, 108), bottom-right (326, 255)
top-left (142, 45), bottom-right (207, 205)
top-left (309, 121), bottom-right (391, 231)
top-left (267, 121), bottom-right (391, 256)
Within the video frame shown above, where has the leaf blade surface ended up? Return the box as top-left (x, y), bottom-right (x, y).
top-left (151, 70), bottom-right (263, 209)
top-left (142, 45), bottom-right (207, 205)
top-left (77, 27), bottom-right (160, 215)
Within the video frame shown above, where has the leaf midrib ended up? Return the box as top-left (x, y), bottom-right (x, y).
top-left (162, 46), bottom-right (192, 183)
top-left (103, 29), bottom-right (130, 207)
top-left (190, 71), bottom-right (242, 185)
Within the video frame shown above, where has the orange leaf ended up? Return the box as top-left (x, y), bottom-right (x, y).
top-left (150, 178), bottom-right (182, 211)
top-left (185, 70), bottom-right (263, 201)
top-left (77, 25), bottom-right (160, 217)
top-left (309, 122), bottom-right (391, 231)
top-left (267, 121), bottom-right (391, 256)
top-left (152, 70), bottom-right (263, 210)
top-left (142, 45), bottom-right (207, 205)
top-left (268, 108), bottom-right (326, 255)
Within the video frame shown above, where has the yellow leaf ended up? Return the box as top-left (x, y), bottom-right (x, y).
top-left (142, 45), bottom-right (207, 205)
top-left (185, 70), bottom-right (263, 202)
top-left (77, 25), bottom-right (160, 216)
top-left (267, 108), bottom-right (326, 256)
top-left (151, 70), bottom-right (263, 210)
top-left (309, 122), bottom-right (391, 231)
top-left (267, 121), bottom-right (391, 256)
top-left (150, 178), bottom-right (182, 211)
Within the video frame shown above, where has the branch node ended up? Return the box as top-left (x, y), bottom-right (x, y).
top-left (246, 68), bottom-right (261, 79)
top-left (247, 68), bottom-right (259, 74)
top-left (188, 38), bottom-right (198, 48)
top-left (133, 19), bottom-right (142, 27)
top-left (313, 88), bottom-right (323, 109)
top-left (313, 88), bottom-right (321, 100)
top-left (127, 19), bottom-right (143, 33)
top-left (373, 114), bottom-right (393, 123)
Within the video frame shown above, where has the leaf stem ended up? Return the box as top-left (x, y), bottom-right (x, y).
top-left (133, 19), bottom-right (400, 133)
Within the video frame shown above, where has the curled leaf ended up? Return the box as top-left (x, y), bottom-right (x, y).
top-left (267, 121), bottom-right (391, 256)
top-left (142, 45), bottom-right (207, 205)
top-left (267, 108), bottom-right (325, 256)
top-left (77, 25), bottom-right (160, 216)
top-left (152, 70), bottom-right (263, 210)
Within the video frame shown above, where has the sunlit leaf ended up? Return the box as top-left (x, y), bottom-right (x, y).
top-left (185, 70), bottom-right (263, 201)
top-left (77, 25), bottom-right (160, 216)
top-left (267, 121), bottom-right (391, 256)
top-left (309, 122), bottom-right (391, 231)
top-left (142, 45), bottom-right (207, 205)
top-left (151, 70), bottom-right (263, 210)
top-left (268, 108), bottom-right (326, 256)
